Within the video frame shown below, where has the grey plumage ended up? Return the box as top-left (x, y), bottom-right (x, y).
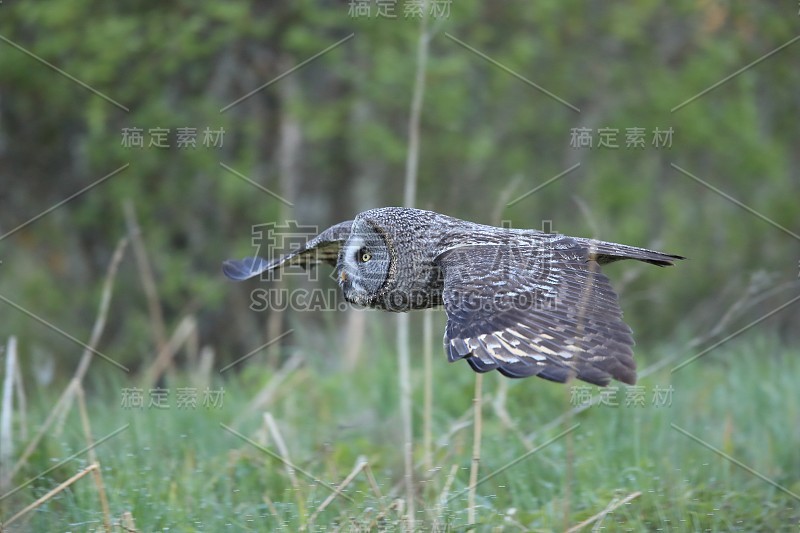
top-left (223, 207), bottom-right (683, 386)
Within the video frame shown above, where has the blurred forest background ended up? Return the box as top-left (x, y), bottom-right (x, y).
top-left (1, 0), bottom-right (798, 373)
top-left (0, 0), bottom-right (799, 530)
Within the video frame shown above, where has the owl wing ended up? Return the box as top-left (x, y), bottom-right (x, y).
top-left (223, 220), bottom-right (353, 281)
top-left (435, 240), bottom-right (637, 386)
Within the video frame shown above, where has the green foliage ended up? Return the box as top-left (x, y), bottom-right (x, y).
top-left (2, 333), bottom-right (798, 530)
top-left (2, 1), bottom-right (798, 367)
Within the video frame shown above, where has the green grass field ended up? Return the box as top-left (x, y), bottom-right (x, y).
top-left (1, 329), bottom-right (798, 531)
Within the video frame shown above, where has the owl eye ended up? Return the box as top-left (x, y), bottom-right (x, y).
top-left (357, 247), bottom-right (372, 263)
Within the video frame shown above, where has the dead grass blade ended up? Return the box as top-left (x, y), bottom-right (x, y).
top-left (467, 373), bottom-right (483, 526)
top-left (2, 463), bottom-right (99, 528)
top-left (220, 423), bottom-right (352, 502)
top-left (141, 315), bottom-right (197, 389)
top-left (262, 493), bottom-right (281, 522)
top-left (9, 237), bottom-right (127, 481)
top-left (235, 351), bottom-right (304, 425)
top-left (194, 346), bottom-right (215, 389)
top-left (430, 463), bottom-right (459, 529)
top-left (397, 0), bottom-right (432, 526)
top-left (1, 336), bottom-right (17, 490)
top-left (422, 310), bottom-right (434, 473)
top-left (565, 490), bottom-right (642, 532)
top-left (11, 350), bottom-right (26, 444)
top-left (362, 461), bottom-right (384, 501)
top-left (492, 379), bottom-right (534, 451)
top-left (438, 464), bottom-right (459, 506)
top-left (123, 200), bottom-right (168, 354)
top-left (76, 385), bottom-right (111, 532)
top-left (119, 511), bottom-right (137, 532)
top-left (306, 459), bottom-right (368, 529)
top-left (263, 412), bottom-right (304, 522)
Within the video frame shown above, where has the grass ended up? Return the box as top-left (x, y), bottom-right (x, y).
top-left (1, 327), bottom-right (798, 531)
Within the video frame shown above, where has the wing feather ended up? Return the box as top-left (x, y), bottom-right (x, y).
top-left (223, 220), bottom-right (352, 281)
top-left (436, 242), bottom-right (638, 386)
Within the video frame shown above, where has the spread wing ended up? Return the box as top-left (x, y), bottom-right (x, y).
top-left (435, 240), bottom-right (637, 386)
top-left (223, 220), bottom-right (352, 281)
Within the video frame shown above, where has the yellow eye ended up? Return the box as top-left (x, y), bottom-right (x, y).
top-left (360, 251), bottom-right (372, 263)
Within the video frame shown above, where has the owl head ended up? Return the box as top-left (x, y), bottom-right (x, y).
top-left (335, 208), bottom-right (443, 310)
top-left (336, 216), bottom-right (393, 307)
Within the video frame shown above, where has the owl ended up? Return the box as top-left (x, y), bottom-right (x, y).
top-left (224, 207), bottom-right (683, 386)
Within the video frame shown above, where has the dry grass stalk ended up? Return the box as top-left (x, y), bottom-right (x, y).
top-left (467, 373), bottom-right (483, 526)
top-left (438, 463), bottom-right (459, 504)
top-left (184, 321), bottom-right (200, 371)
top-left (342, 309), bottom-right (366, 371)
top-left (262, 493), bottom-right (281, 522)
top-left (267, 64), bottom-right (300, 370)
top-left (306, 459), bottom-right (368, 529)
top-left (1, 336), bottom-right (17, 490)
top-left (395, 312), bottom-right (415, 529)
top-left (398, 0), bottom-right (431, 527)
top-left (385, 456), bottom-right (454, 516)
top-left (492, 380), bottom-right (534, 451)
top-left (362, 461), bottom-right (384, 501)
top-left (387, 406), bottom-right (470, 493)
top-left (76, 385), bottom-right (111, 532)
top-left (332, 457), bottom-right (391, 529)
top-left (337, 461), bottom-right (393, 529)
top-left (364, 498), bottom-right (402, 531)
top-left (265, 288), bottom-right (286, 369)
top-left (430, 463), bottom-right (459, 529)
top-left (194, 346), bottom-right (215, 389)
top-left (236, 351), bottom-right (304, 425)
top-left (563, 387), bottom-right (575, 530)
top-left (263, 412), bottom-right (305, 525)
top-left (221, 422), bottom-right (352, 505)
top-left (119, 511), bottom-right (137, 532)
top-left (565, 490), bottom-right (642, 532)
top-left (422, 309), bottom-right (434, 474)
top-left (263, 413), bottom-right (300, 490)
top-left (11, 352), bottom-right (26, 443)
top-left (2, 463), bottom-right (99, 528)
top-left (11, 379), bottom-right (75, 482)
top-left (141, 315), bottom-right (197, 389)
top-left (123, 200), bottom-right (168, 354)
top-left (9, 237), bottom-right (127, 480)
top-left (72, 238), bottom-right (129, 384)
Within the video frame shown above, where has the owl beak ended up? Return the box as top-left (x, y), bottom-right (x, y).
top-left (339, 270), bottom-right (347, 283)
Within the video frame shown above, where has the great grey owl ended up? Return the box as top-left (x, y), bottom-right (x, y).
top-left (223, 207), bottom-right (683, 386)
